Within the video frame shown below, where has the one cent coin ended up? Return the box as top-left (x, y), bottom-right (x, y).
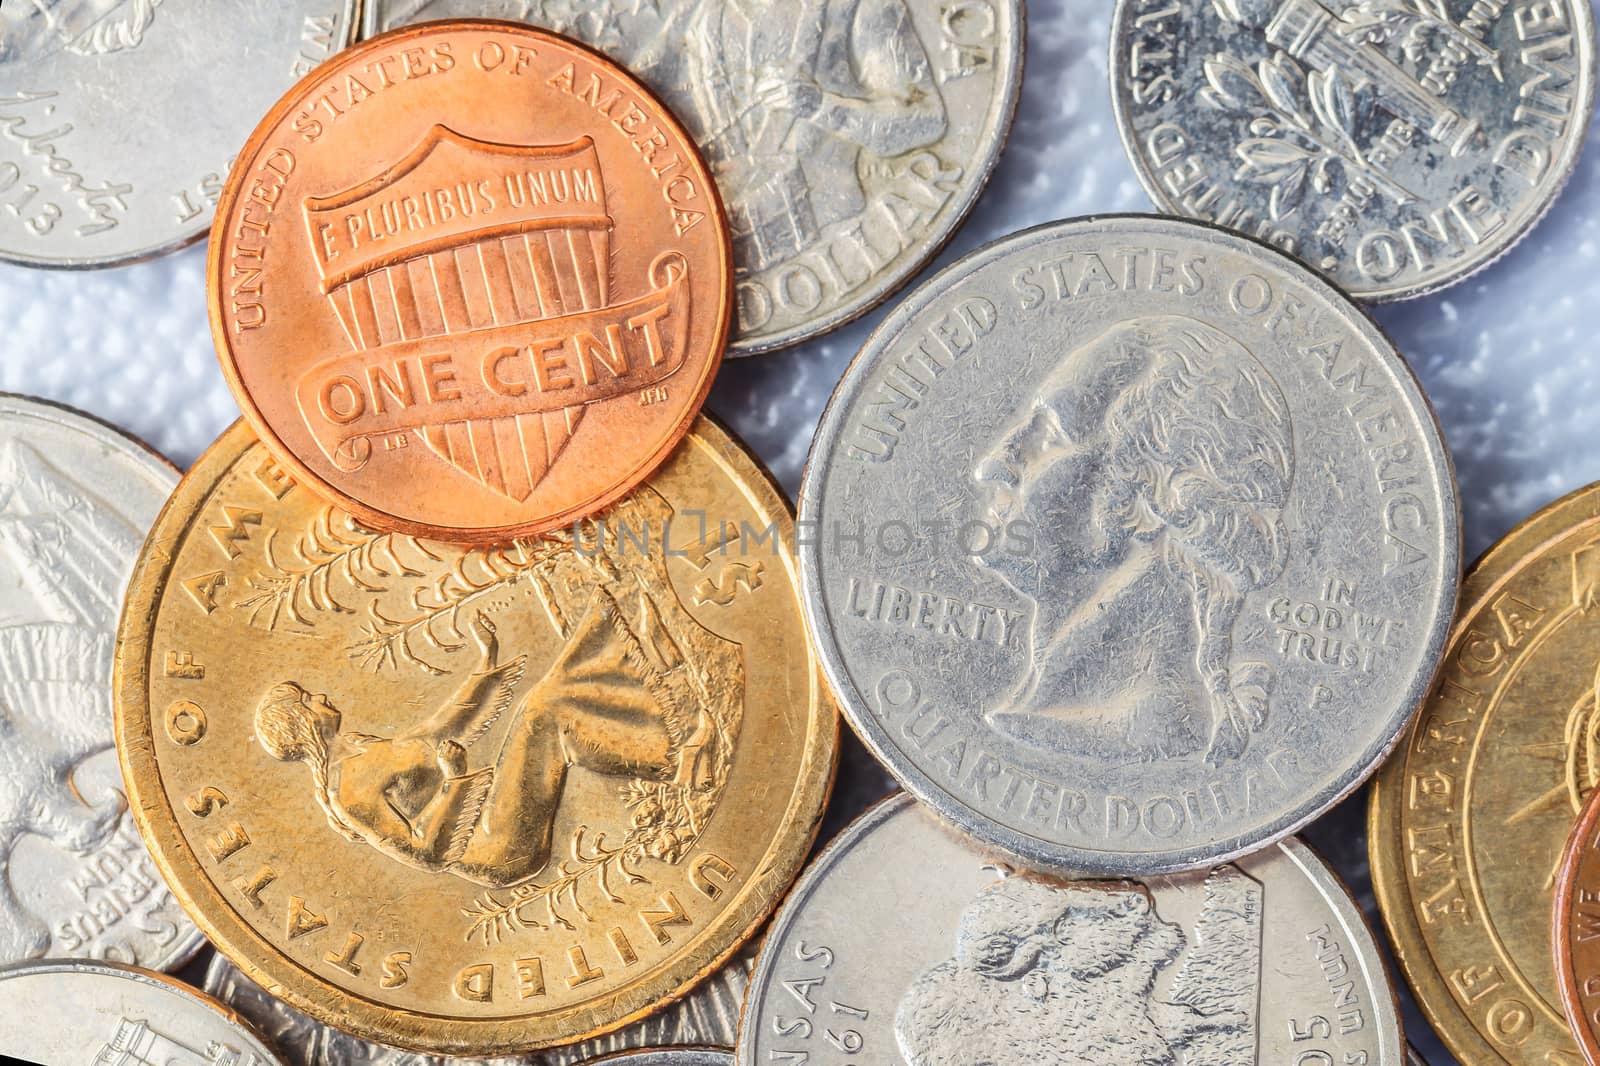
top-left (208, 21), bottom-right (733, 541)
top-left (739, 793), bottom-right (1406, 1066)
top-left (0, 1), bottom-right (357, 268)
top-left (1557, 778), bottom-right (1600, 1064)
top-left (1110, 0), bottom-right (1598, 302)
top-left (1369, 482), bottom-right (1600, 1065)
top-left (115, 418), bottom-right (836, 1054)
top-left (799, 215), bottom-right (1459, 876)
top-left (0, 959), bottom-right (282, 1065)
top-left (0, 394), bottom-right (204, 971)
top-left (362, 0), bottom-right (1025, 356)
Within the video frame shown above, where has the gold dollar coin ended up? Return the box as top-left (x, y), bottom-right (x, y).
top-left (1371, 483), bottom-right (1600, 1065)
top-left (115, 418), bottom-right (837, 1055)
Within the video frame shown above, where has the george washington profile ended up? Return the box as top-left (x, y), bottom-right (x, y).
top-left (2, 0), bottom-right (164, 63)
top-left (972, 315), bottom-right (1294, 765)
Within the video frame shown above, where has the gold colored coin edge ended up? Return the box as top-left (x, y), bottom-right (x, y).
top-left (115, 417), bottom-right (839, 1055)
top-left (1370, 481), bottom-right (1600, 1064)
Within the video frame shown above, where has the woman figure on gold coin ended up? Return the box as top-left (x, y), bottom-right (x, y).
top-left (255, 597), bottom-right (702, 888)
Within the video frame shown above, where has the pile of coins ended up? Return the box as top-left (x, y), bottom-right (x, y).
top-left (0, 3), bottom-right (1595, 1065)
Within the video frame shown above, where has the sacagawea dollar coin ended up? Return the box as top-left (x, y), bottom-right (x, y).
top-left (0, 394), bottom-right (205, 971)
top-left (1110, 0), bottom-right (1598, 302)
top-left (208, 21), bottom-right (733, 542)
top-left (0, 1), bottom-right (358, 268)
top-left (115, 418), bottom-right (837, 1054)
top-left (738, 793), bottom-right (1405, 1066)
top-left (798, 215), bottom-right (1459, 876)
top-left (1555, 776), bottom-right (1600, 1065)
top-left (361, 0), bottom-right (1025, 357)
top-left (0, 959), bottom-right (282, 1065)
top-left (1369, 482), bottom-right (1600, 1065)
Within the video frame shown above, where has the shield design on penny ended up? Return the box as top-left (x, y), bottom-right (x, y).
top-left (303, 125), bottom-right (613, 501)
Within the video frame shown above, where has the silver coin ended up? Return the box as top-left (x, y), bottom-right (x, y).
top-left (0, 394), bottom-right (205, 970)
top-left (1109, 0), bottom-right (1598, 302)
top-left (0, 1), bottom-right (358, 269)
top-left (204, 946), bottom-right (750, 1065)
top-left (362, 0), bottom-right (1024, 356)
top-left (0, 958), bottom-right (282, 1064)
top-left (738, 793), bottom-right (1405, 1066)
top-left (1407, 1045), bottom-right (1427, 1066)
top-left (586, 1053), bottom-right (730, 1066)
top-left (798, 215), bottom-right (1459, 875)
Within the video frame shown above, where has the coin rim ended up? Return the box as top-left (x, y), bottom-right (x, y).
top-left (0, 957), bottom-right (285, 1063)
top-left (1105, 0), bottom-right (1600, 304)
top-left (114, 414), bottom-right (838, 1054)
top-left (0, 391), bottom-right (209, 973)
top-left (736, 792), bottom-right (1405, 1065)
top-left (798, 212), bottom-right (1461, 876)
top-left (1554, 771), bottom-right (1600, 1064)
top-left (0, 5), bottom-right (360, 271)
top-left (1368, 480), bottom-right (1600, 1066)
top-left (205, 19), bottom-right (735, 542)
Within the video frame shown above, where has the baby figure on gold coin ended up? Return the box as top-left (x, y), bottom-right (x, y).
top-left (255, 601), bottom-right (698, 887)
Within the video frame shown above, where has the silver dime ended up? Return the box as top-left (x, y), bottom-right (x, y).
top-left (738, 793), bottom-right (1405, 1066)
top-left (1110, 0), bottom-right (1598, 302)
top-left (0, 958), bottom-right (282, 1064)
top-left (0, 1), bottom-right (358, 269)
top-left (0, 394), bottom-right (204, 970)
top-left (798, 215), bottom-right (1459, 875)
top-left (204, 947), bottom-right (750, 1065)
top-left (362, 0), bottom-right (1024, 356)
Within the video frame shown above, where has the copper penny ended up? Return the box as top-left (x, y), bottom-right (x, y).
top-left (208, 20), bottom-right (732, 543)
top-left (1557, 752), bottom-right (1600, 1062)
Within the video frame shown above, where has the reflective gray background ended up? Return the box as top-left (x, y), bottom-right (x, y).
top-left (4, 6), bottom-right (1593, 1063)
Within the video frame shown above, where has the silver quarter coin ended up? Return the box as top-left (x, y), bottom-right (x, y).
top-left (0, 1), bottom-right (358, 269)
top-left (362, 0), bottom-right (1024, 356)
top-left (798, 215), bottom-right (1459, 875)
top-left (585, 1053), bottom-right (730, 1066)
top-left (0, 958), bottom-right (282, 1064)
top-left (738, 793), bottom-right (1405, 1066)
top-left (0, 394), bottom-right (204, 970)
top-left (1110, 0), bottom-right (1598, 302)
top-left (205, 947), bottom-right (750, 1065)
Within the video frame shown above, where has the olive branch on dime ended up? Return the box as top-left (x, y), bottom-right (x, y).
top-left (462, 825), bottom-right (652, 945)
top-left (233, 509), bottom-right (438, 630)
top-left (1202, 51), bottom-right (1418, 219)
